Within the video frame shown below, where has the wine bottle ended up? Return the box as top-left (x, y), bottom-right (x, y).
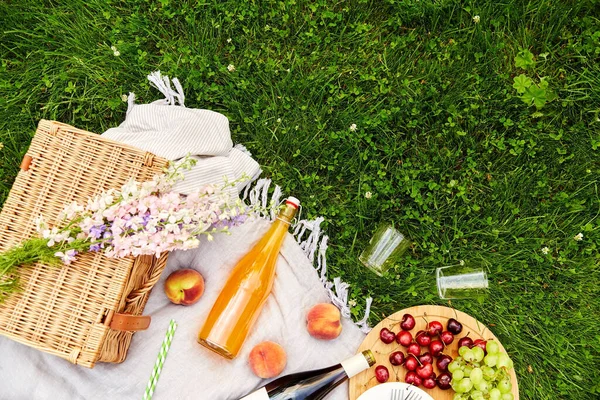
top-left (198, 197), bottom-right (300, 359)
top-left (238, 350), bottom-right (376, 400)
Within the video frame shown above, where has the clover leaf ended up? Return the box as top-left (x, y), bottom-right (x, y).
top-left (515, 49), bottom-right (536, 69)
top-left (513, 74), bottom-right (533, 94)
top-left (521, 85), bottom-right (547, 109)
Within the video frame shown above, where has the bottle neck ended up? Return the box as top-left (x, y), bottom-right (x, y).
top-left (275, 203), bottom-right (297, 225)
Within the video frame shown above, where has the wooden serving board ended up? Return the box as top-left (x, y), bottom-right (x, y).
top-left (349, 305), bottom-right (519, 400)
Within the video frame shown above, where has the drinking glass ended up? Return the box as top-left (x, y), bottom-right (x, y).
top-left (359, 224), bottom-right (410, 276)
top-left (436, 263), bottom-right (489, 299)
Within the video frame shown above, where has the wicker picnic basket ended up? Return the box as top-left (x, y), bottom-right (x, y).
top-left (0, 120), bottom-right (170, 368)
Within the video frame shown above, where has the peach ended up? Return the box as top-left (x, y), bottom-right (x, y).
top-left (306, 303), bottom-right (342, 340)
top-left (164, 269), bottom-right (205, 305)
top-left (248, 341), bottom-right (287, 379)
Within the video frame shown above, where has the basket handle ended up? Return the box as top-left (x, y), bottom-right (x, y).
top-left (125, 254), bottom-right (169, 305)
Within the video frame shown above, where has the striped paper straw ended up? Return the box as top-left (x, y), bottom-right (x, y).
top-left (143, 319), bottom-right (178, 400)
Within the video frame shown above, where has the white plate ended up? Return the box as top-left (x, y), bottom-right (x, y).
top-left (356, 382), bottom-right (434, 400)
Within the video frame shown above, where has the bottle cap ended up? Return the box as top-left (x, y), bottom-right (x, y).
top-left (285, 196), bottom-right (300, 209)
top-left (363, 350), bottom-right (376, 367)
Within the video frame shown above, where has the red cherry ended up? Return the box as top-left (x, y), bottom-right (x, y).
top-left (379, 328), bottom-right (396, 344)
top-left (389, 351), bottom-right (405, 366)
top-left (416, 362), bottom-right (434, 379)
top-left (427, 321), bottom-right (443, 336)
top-left (423, 377), bottom-right (437, 389)
top-left (418, 352), bottom-right (433, 365)
top-left (375, 365), bottom-right (389, 383)
top-left (404, 355), bottom-right (419, 371)
top-left (400, 313), bottom-right (416, 331)
top-left (396, 330), bottom-right (413, 347)
top-left (437, 372), bottom-right (452, 390)
top-left (447, 318), bottom-right (463, 334)
top-left (458, 336), bottom-right (474, 349)
top-left (440, 330), bottom-right (454, 345)
top-left (407, 342), bottom-right (421, 356)
top-left (473, 339), bottom-right (487, 354)
top-left (429, 339), bottom-right (444, 357)
top-left (405, 371), bottom-right (422, 387)
top-left (436, 354), bottom-right (453, 371)
top-left (415, 330), bottom-right (432, 346)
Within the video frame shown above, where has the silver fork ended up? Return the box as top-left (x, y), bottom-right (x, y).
top-left (405, 391), bottom-right (417, 400)
top-left (390, 388), bottom-right (403, 400)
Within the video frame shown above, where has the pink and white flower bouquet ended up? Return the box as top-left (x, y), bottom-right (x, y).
top-left (0, 156), bottom-right (249, 303)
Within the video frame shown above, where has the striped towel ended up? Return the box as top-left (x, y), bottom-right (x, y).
top-left (102, 73), bottom-right (261, 198)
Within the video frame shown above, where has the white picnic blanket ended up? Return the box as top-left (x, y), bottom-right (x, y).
top-left (0, 72), bottom-right (370, 400)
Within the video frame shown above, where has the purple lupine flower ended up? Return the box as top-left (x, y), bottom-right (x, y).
top-left (89, 225), bottom-right (106, 239)
top-left (89, 243), bottom-right (102, 252)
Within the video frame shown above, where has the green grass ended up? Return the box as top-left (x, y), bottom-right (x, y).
top-left (1, 0), bottom-right (599, 398)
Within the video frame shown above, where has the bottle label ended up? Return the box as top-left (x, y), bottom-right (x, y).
top-left (341, 353), bottom-right (370, 379)
top-left (239, 387), bottom-right (269, 400)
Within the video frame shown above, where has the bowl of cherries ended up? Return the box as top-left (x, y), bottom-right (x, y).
top-left (349, 305), bottom-right (519, 400)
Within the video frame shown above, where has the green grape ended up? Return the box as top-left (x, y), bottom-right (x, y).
top-left (458, 378), bottom-right (473, 393)
top-left (452, 379), bottom-right (465, 393)
top-left (502, 393), bottom-right (514, 400)
top-left (484, 354), bottom-right (498, 367)
top-left (471, 390), bottom-right (485, 400)
top-left (463, 365), bottom-right (473, 377)
top-left (453, 369), bottom-right (465, 380)
top-left (453, 394), bottom-right (466, 400)
top-left (475, 379), bottom-right (490, 393)
top-left (489, 388), bottom-right (502, 400)
top-left (472, 362), bottom-right (481, 368)
top-left (454, 356), bottom-right (464, 364)
top-left (459, 346), bottom-right (470, 357)
top-left (448, 360), bottom-right (462, 373)
top-left (486, 340), bottom-right (500, 354)
top-left (482, 366), bottom-right (496, 380)
top-left (470, 367), bottom-right (483, 384)
top-left (498, 378), bottom-right (512, 393)
top-left (472, 346), bottom-right (485, 362)
top-left (463, 349), bottom-right (476, 362)
top-left (497, 353), bottom-right (512, 369)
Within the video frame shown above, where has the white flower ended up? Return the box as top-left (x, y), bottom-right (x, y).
top-left (459, 260), bottom-right (465, 266)
top-left (348, 299), bottom-right (357, 307)
top-left (227, 64), bottom-right (236, 72)
top-left (473, 15), bottom-right (480, 23)
top-left (55, 249), bottom-right (77, 265)
top-left (121, 94), bottom-right (128, 102)
top-left (34, 216), bottom-right (47, 233)
top-left (276, 118), bottom-right (282, 123)
top-left (574, 233), bottom-right (583, 241)
top-left (349, 123), bottom-right (357, 131)
top-left (541, 247), bottom-right (550, 255)
top-left (110, 46), bottom-right (120, 56)
top-left (227, 38), bottom-right (232, 43)
top-left (365, 191), bottom-right (372, 199)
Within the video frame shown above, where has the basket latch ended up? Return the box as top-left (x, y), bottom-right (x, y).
top-left (104, 310), bottom-right (151, 332)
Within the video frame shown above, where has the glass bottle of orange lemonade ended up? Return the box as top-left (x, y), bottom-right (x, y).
top-left (198, 197), bottom-right (300, 359)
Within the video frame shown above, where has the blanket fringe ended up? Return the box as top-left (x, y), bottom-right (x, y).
top-left (245, 179), bottom-right (372, 333)
top-left (125, 71), bottom-right (186, 114)
top-left (147, 71), bottom-right (186, 107)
